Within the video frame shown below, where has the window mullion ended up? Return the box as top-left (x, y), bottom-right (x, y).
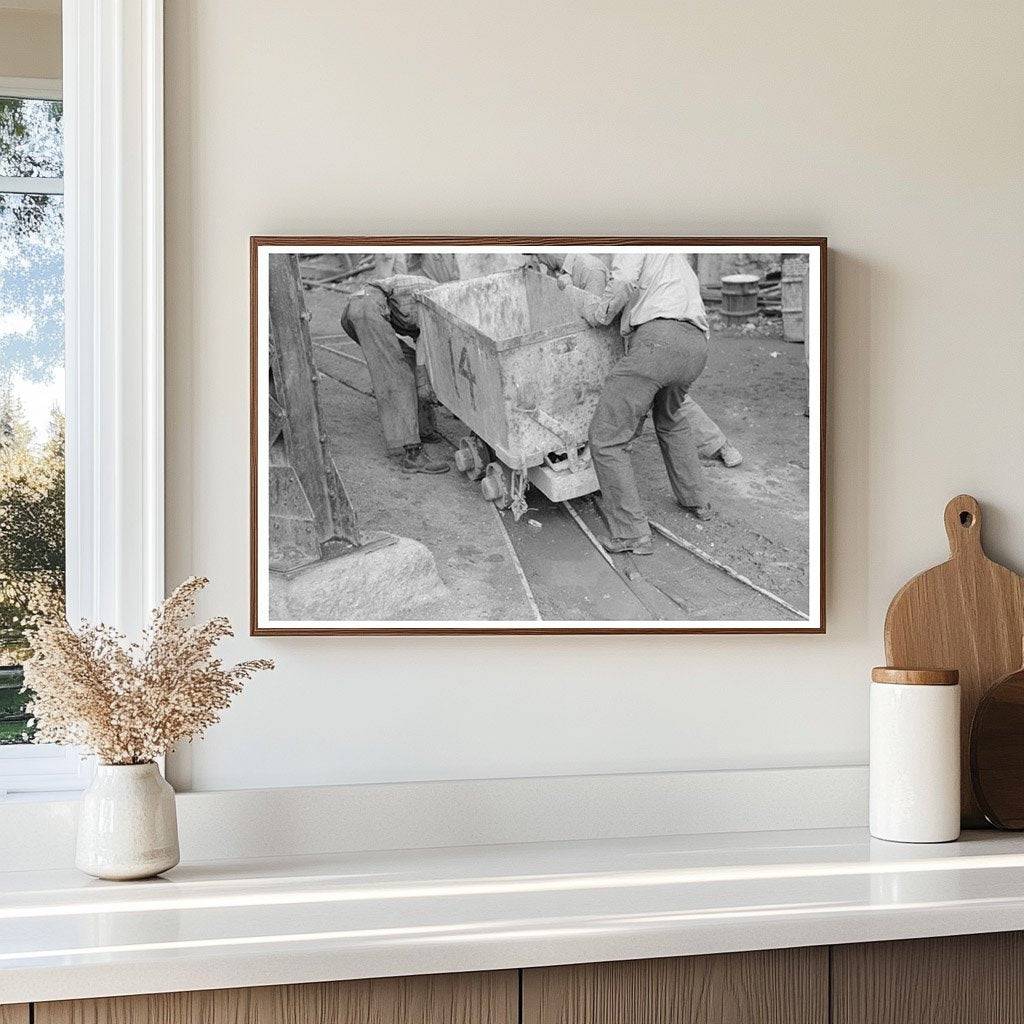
top-left (0, 176), bottom-right (64, 196)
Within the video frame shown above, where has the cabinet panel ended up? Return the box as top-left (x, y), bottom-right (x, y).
top-left (522, 948), bottom-right (828, 1024)
top-left (36, 971), bottom-right (517, 1024)
top-left (0, 1006), bottom-right (29, 1024)
top-left (832, 932), bottom-right (1024, 1024)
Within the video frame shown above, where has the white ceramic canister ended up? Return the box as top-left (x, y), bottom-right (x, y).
top-left (76, 762), bottom-right (180, 880)
top-left (869, 667), bottom-right (961, 843)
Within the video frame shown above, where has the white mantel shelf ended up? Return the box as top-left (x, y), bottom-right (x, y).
top-left (4, 827), bottom-right (1024, 1004)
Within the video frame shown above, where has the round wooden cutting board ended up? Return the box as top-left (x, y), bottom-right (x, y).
top-left (884, 494), bottom-right (1024, 826)
top-left (970, 656), bottom-right (1024, 829)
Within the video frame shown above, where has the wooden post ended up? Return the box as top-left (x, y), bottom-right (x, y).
top-left (268, 254), bottom-right (362, 569)
top-left (782, 255), bottom-right (809, 344)
top-left (696, 253), bottom-right (724, 304)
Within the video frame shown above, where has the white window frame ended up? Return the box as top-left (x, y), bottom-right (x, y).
top-left (0, 77), bottom-right (61, 101)
top-left (0, 0), bottom-right (165, 798)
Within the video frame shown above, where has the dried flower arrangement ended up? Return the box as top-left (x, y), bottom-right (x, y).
top-left (23, 576), bottom-right (273, 765)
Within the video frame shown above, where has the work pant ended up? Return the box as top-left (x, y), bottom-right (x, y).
top-left (589, 318), bottom-right (709, 541)
top-left (681, 395), bottom-right (727, 457)
top-left (339, 278), bottom-right (434, 453)
top-left (632, 396), bottom-right (725, 456)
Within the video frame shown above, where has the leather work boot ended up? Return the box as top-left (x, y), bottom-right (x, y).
top-left (416, 394), bottom-right (442, 442)
top-left (681, 502), bottom-right (714, 522)
top-left (716, 442), bottom-right (743, 468)
top-left (393, 444), bottom-right (450, 474)
top-left (416, 368), bottom-right (442, 442)
top-left (601, 535), bottom-right (654, 556)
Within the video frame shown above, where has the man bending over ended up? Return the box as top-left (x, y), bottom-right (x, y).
top-left (339, 257), bottom-right (455, 474)
top-left (527, 253), bottom-right (742, 468)
top-left (582, 253), bottom-right (713, 555)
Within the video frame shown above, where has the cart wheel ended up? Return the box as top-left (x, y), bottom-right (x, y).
top-left (455, 435), bottom-right (490, 481)
top-left (481, 462), bottom-right (512, 508)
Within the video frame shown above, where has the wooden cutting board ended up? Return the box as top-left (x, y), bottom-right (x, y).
top-left (884, 494), bottom-right (1024, 826)
top-left (970, 650), bottom-right (1024, 828)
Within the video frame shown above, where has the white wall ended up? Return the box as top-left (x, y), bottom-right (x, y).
top-left (164, 0), bottom-right (1024, 792)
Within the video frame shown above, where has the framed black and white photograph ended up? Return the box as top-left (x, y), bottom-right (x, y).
top-left (250, 237), bottom-right (826, 634)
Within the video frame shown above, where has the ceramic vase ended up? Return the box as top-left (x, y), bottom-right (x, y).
top-left (76, 762), bottom-right (180, 880)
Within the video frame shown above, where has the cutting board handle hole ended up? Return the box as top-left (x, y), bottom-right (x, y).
top-left (944, 495), bottom-right (982, 555)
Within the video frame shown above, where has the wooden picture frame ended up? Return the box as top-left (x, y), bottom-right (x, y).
top-left (251, 237), bottom-right (827, 635)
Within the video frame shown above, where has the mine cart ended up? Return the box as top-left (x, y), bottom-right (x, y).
top-left (416, 268), bottom-right (623, 518)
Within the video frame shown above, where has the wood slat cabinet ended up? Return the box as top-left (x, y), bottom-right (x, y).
top-left (832, 932), bottom-right (1024, 1024)
top-left (34, 971), bottom-right (517, 1024)
top-left (17, 932), bottom-right (1024, 1024)
top-left (522, 947), bottom-right (828, 1024)
top-left (520, 933), bottom-right (1024, 1024)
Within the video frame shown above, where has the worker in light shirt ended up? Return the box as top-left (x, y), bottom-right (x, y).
top-left (527, 253), bottom-right (742, 469)
top-left (581, 253), bottom-right (713, 555)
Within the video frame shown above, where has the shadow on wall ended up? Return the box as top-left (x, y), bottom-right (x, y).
top-left (827, 250), bottom-right (873, 634)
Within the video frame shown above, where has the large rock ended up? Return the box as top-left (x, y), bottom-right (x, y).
top-left (269, 531), bottom-right (447, 622)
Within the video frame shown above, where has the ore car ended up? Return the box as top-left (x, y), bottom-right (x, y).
top-left (416, 268), bottom-right (622, 518)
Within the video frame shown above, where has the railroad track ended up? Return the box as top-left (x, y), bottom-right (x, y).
top-left (567, 497), bottom-right (807, 621)
top-left (500, 491), bottom-right (806, 624)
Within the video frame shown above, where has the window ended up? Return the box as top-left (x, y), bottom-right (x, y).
top-left (0, 5), bottom-right (166, 797)
top-left (0, 79), bottom-right (85, 797)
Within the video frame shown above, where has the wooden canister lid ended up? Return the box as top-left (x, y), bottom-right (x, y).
top-left (871, 667), bottom-right (960, 686)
